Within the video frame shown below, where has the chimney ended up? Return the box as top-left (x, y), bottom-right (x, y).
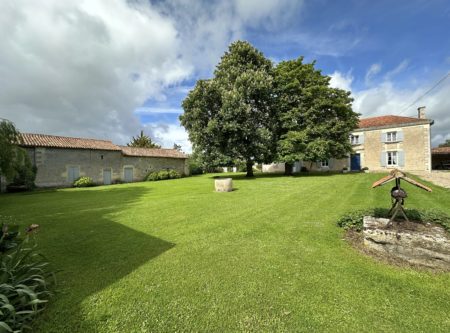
top-left (417, 106), bottom-right (426, 119)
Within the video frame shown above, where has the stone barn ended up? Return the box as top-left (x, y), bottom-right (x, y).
top-left (19, 133), bottom-right (189, 188)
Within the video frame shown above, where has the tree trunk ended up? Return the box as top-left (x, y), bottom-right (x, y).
top-left (284, 162), bottom-right (293, 176)
top-left (245, 161), bottom-right (254, 177)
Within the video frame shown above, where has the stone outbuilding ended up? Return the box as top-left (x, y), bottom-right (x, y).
top-left (19, 133), bottom-right (189, 188)
top-left (431, 146), bottom-right (450, 170)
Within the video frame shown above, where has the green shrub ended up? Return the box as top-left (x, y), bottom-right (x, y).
top-left (146, 169), bottom-right (181, 181)
top-left (0, 218), bottom-right (21, 253)
top-left (157, 170), bottom-right (170, 180)
top-left (337, 208), bottom-right (450, 232)
top-left (188, 161), bottom-right (203, 175)
top-left (167, 169), bottom-right (181, 179)
top-left (73, 176), bottom-right (94, 187)
top-left (0, 220), bottom-right (55, 332)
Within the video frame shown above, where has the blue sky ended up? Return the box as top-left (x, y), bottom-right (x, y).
top-left (1, 0), bottom-right (449, 151)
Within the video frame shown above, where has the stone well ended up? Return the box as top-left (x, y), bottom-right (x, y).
top-left (215, 178), bottom-right (233, 192)
top-left (363, 216), bottom-right (450, 270)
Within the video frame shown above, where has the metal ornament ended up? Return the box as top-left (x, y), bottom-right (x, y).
top-left (372, 169), bottom-right (432, 222)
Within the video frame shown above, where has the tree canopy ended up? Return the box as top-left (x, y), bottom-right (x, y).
top-left (438, 139), bottom-right (450, 148)
top-left (127, 130), bottom-right (161, 148)
top-left (0, 119), bottom-right (36, 189)
top-left (181, 41), bottom-right (276, 177)
top-left (181, 41), bottom-right (359, 176)
top-left (274, 57), bottom-right (359, 174)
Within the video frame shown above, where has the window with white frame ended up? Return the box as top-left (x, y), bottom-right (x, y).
top-left (386, 131), bottom-right (397, 142)
top-left (387, 151), bottom-right (398, 166)
top-left (320, 160), bottom-right (329, 168)
top-left (350, 135), bottom-right (359, 145)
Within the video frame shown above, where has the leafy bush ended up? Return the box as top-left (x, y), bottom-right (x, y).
top-left (337, 208), bottom-right (450, 232)
top-left (146, 169), bottom-right (181, 181)
top-left (73, 176), bottom-right (94, 187)
top-left (0, 219), bottom-right (55, 332)
top-left (167, 169), bottom-right (181, 179)
top-left (6, 149), bottom-right (37, 192)
top-left (0, 219), bottom-right (21, 253)
top-left (188, 161), bottom-right (203, 175)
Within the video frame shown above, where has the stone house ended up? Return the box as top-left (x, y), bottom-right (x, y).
top-left (19, 133), bottom-right (189, 187)
top-left (263, 107), bottom-right (434, 173)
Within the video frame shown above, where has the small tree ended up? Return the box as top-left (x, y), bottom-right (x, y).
top-left (0, 119), bottom-right (21, 180)
top-left (0, 119), bottom-right (37, 190)
top-left (438, 139), bottom-right (450, 148)
top-left (173, 143), bottom-right (182, 151)
top-left (181, 41), bottom-right (276, 177)
top-left (274, 58), bottom-right (359, 174)
top-left (128, 130), bottom-right (160, 148)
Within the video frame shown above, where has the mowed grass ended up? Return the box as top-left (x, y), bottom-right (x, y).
top-left (0, 173), bottom-right (449, 332)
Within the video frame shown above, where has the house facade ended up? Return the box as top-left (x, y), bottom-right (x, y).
top-left (263, 107), bottom-right (434, 173)
top-left (19, 133), bottom-right (189, 187)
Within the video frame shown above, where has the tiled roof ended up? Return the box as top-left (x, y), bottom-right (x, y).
top-left (120, 146), bottom-right (187, 159)
top-left (358, 115), bottom-right (431, 129)
top-left (432, 147), bottom-right (450, 155)
top-left (19, 133), bottom-right (188, 159)
top-left (20, 133), bottom-right (121, 151)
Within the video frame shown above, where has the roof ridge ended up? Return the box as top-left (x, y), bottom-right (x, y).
top-left (22, 132), bottom-right (115, 143)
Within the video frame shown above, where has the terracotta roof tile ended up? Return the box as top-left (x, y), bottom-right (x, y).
top-left (358, 115), bottom-right (431, 129)
top-left (20, 133), bottom-right (121, 151)
top-left (120, 146), bottom-right (187, 159)
top-left (432, 147), bottom-right (450, 155)
top-left (19, 133), bottom-right (188, 159)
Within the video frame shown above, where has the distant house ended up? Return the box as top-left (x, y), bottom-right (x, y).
top-left (19, 133), bottom-right (189, 187)
top-left (263, 107), bottom-right (434, 173)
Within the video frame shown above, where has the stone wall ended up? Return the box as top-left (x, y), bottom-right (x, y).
top-left (25, 147), bottom-right (188, 187)
top-left (352, 123), bottom-right (431, 172)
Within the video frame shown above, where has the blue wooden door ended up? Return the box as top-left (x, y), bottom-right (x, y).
top-left (350, 154), bottom-right (361, 171)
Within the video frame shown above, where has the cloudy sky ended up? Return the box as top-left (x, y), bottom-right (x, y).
top-left (1, 0), bottom-right (449, 151)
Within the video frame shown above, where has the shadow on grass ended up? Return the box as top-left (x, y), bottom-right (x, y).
top-left (10, 185), bottom-right (176, 332)
top-left (208, 171), bottom-right (353, 181)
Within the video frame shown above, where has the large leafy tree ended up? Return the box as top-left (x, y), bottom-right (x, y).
top-left (274, 58), bottom-right (359, 174)
top-left (181, 41), bottom-right (276, 177)
top-left (127, 130), bottom-right (160, 148)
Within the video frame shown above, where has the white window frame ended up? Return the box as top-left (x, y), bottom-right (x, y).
top-left (386, 151), bottom-right (398, 167)
top-left (386, 131), bottom-right (397, 142)
top-left (320, 160), bottom-right (329, 168)
top-left (351, 135), bottom-right (359, 145)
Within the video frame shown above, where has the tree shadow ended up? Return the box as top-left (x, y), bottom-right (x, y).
top-left (1, 185), bottom-right (174, 332)
top-left (208, 171), bottom-right (347, 181)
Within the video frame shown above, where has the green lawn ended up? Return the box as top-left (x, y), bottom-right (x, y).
top-left (0, 173), bottom-right (449, 332)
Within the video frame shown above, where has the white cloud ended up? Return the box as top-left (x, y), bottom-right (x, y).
top-left (333, 69), bottom-right (450, 147)
top-left (144, 123), bottom-right (191, 153)
top-left (385, 59), bottom-right (409, 80)
top-left (365, 63), bottom-right (382, 85)
top-left (0, 0), bottom-right (302, 151)
top-left (329, 70), bottom-right (354, 91)
top-left (134, 107), bottom-right (183, 115)
top-left (0, 0), bottom-right (191, 144)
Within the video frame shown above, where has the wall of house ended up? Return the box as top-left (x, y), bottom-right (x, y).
top-left (25, 147), bottom-right (188, 187)
top-left (351, 123), bottom-right (431, 172)
top-left (122, 156), bottom-right (187, 181)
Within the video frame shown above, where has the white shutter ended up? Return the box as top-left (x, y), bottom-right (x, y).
top-left (380, 132), bottom-right (386, 142)
top-left (397, 131), bottom-right (404, 142)
top-left (398, 151), bottom-right (405, 167)
top-left (380, 152), bottom-right (386, 167)
top-left (359, 133), bottom-right (365, 144)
